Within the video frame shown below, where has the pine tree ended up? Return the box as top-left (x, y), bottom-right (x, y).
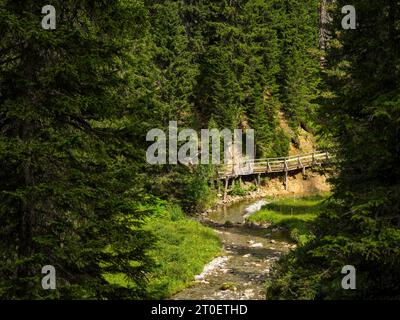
top-left (267, 0), bottom-right (400, 299)
top-left (0, 0), bottom-right (155, 299)
top-left (278, 0), bottom-right (321, 132)
top-left (242, 0), bottom-right (286, 157)
top-left (191, 0), bottom-right (243, 129)
top-left (194, 0), bottom-right (289, 157)
top-left (145, 0), bottom-right (199, 126)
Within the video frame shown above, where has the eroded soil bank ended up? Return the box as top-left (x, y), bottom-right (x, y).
top-left (214, 170), bottom-right (331, 207)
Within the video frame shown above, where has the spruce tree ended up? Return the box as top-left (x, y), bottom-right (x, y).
top-left (242, 0), bottom-right (285, 157)
top-left (267, 0), bottom-right (400, 299)
top-left (278, 0), bottom-right (321, 132)
top-left (0, 0), bottom-right (155, 299)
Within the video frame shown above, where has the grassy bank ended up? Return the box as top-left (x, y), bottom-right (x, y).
top-left (246, 193), bottom-right (329, 244)
top-left (105, 205), bottom-right (221, 299)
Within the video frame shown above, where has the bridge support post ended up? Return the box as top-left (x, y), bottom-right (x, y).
top-left (284, 160), bottom-right (288, 191)
top-left (224, 177), bottom-right (229, 202)
top-left (257, 174), bottom-right (261, 186)
top-left (284, 170), bottom-right (288, 190)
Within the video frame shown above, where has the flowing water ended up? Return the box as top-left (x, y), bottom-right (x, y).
top-left (172, 199), bottom-right (293, 300)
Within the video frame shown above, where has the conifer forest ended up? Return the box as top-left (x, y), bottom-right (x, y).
top-left (1, 0), bottom-right (399, 305)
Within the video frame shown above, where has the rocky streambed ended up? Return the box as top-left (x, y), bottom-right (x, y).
top-left (171, 199), bottom-right (295, 300)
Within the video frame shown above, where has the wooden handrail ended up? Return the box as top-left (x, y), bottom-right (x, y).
top-left (217, 151), bottom-right (332, 178)
top-left (219, 151), bottom-right (329, 166)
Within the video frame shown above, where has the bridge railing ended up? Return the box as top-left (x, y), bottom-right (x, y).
top-left (217, 151), bottom-right (331, 178)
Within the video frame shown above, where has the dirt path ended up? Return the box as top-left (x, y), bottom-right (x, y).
top-left (172, 200), bottom-right (294, 300)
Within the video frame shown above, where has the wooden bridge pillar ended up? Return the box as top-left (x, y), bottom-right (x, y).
top-left (284, 160), bottom-right (288, 191)
top-left (223, 177), bottom-right (229, 201)
top-left (284, 170), bottom-right (288, 190)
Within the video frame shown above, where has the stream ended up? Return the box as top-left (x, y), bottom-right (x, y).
top-left (172, 199), bottom-right (294, 300)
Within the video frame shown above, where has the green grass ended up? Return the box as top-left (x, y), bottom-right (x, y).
top-left (105, 205), bottom-right (221, 299)
top-left (247, 193), bottom-right (329, 245)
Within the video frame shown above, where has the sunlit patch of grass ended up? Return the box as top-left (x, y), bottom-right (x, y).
top-left (105, 205), bottom-right (221, 299)
top-left (247, 193), bottom-right (329, 244)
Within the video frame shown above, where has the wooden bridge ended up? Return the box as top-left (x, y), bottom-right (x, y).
top-left (218, 151), bottom-right (332, 199)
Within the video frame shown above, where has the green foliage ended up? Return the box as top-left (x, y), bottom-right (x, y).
top-left (270, 128), bottom-right (291, 158)
top-left (105, 204), bottom-right (221, 299)
top-left (0, 0), bottom-right (155, 299)
top-left (148, 165), bottom-right (215, 213)
top-left (228, 181), bottom-right (259, 196)
top-left (247, 184), bottom-right (258, 192)
top-left (140, 0), bottom-right (324, 208)
top-left (229, 183), bottom-right (247, 197)
top-left (0, 0), bottom-right (329, 299)
top-left (278, 0), bottom-right (322, 131)
top-left (268, 0), bottom-right (400, 300)
top-left (181, 165), bottom-right (216, 213)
